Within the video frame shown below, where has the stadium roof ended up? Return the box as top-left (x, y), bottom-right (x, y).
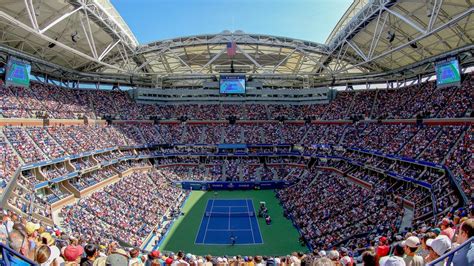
top-left (0, 0), bottom-right (472, 86)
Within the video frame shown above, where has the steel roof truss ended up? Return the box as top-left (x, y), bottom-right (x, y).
top-left (39, 6), bottom-right (83, 34)
top-left (23, 0), bottom-right (39, 31)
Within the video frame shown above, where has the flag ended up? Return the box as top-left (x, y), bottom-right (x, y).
top-left (227, 41), bottom-right (236, 58)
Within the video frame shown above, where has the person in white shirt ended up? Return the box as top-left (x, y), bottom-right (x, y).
top-left (171, 251), bottom-right (189, 266)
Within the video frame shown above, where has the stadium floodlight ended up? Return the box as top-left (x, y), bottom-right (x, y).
top-left (48, 38), bottom-right (58, 48)
top-left (71, 31), bottom-right (79, 43)
top-left (408, 38), bottom-right (418, 49)
top-left (387, 31), bottom-right (396, 43)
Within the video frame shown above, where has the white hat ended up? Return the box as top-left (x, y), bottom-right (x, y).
top-left (427, 235), bottom-right (451, 256)
top-left (380, 256), bottom-right (406, 266)
top-left (318, 250), bottom-right (326, 257)
top-left (328, 250), bottom-right (340, 260)
top-left (402, 236), bottom-right (421, 248)
top-left (340, 256), bottom-right (352, 265)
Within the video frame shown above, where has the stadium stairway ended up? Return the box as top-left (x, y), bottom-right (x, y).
top-left (368, 89), bottom-right (380, 119)
top-left (415, 127), bottom-right (443, 160)
top-left (179, 124), bottom-right (188, 143)
top-left (337, 125), bottom-right (350, 145)
top-left (255, 166), bottom-right (262, 181)
top-left (238, 163), bottom-right (244, 181)
top-left (398, 205), bottom-right (414, 233)
top-left (0, 129), bottom-right (24, 164)
top-left (203, 166), bottom-right (210, 181)
top-left (441, 127), bottom-right (467, 164)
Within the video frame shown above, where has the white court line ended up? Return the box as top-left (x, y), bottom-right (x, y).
top-left (196, 199), bottom-right (264, 245)
top-left (201, 199), bottom-right (215, 244)
top-left (194, 199), bottom-right (209, 244)
top-left (228, 206), bottom-right (231, 230)
top-left (246, 199), bottom-right (256, 244)
top-left (206, 229), bottom-right (253, 232)
top-left (194, 242), bottom-right (264, 246)
top-left (248, 198), bottom-right (264, 244)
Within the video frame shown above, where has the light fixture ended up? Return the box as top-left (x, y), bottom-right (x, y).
top-left (408, 38), bottom-right (418, 49)
top-left (387, 31), bottom-right (395, 43)
top-left (48, 38), bottom-right (57, 48)
top-left (71, 32), bottom-right (79, 43)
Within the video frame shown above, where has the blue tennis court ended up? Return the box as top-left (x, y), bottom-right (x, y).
top-left (195, 199), bottom-right (263, 245)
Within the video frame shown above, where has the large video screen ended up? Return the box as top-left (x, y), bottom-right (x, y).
top-left (5, 57), bottom-right (31, 88)
top-left (220, 75), bottom-right (246, 94)
top-left (435, 58), bottom-right (461, 87)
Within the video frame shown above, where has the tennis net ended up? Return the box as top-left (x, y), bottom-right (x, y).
top-left (205, 211), bottom-right (255, 217)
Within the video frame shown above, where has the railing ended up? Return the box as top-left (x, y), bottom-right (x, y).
top-left (0, 242), bottom-right (37, 265)
top-left (427, 236), bottom-right (473, 266)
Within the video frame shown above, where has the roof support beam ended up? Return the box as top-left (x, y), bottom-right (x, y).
top-left (0, 10), bottom-right (128, 73)
top-left (80, 16), bottom-right (98, 59)
top-left (384, 7), bottom-right (426, 34)
top-left (272, 48), bottom-right (296, 73)
top-left (346, 40), bottom-right (368, 61)
top-left (83, 6), bottom-right (99, 59)
top-left (98, 40), bottom-right (120, 61)
top-left (134, 46), bottom-right (169, 72)
top-left (166, 48), bottom-right (194, 73)
top-left (23, 0), bottom-right (39, 31)
top-left (427, 0), bottom-right (444, 31)
top-left (236, 45), bottom-right (263, 70)
top-left (368, 10), bottom-right (388, 60)
top-left (296, 48), bottom-right (333, 74)
top-left (68, 0), bottom-right (137, 49)
top-left (39, 6), bottom-right (83, 34)
top-left (198, 47), bottom-right (226, 73)
top-left (334, 7), bottom-right (474, 73)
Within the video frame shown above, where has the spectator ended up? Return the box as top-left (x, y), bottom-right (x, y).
top-left (379, 243), bottom-right (405, 266)
top-left (401, 236), bottom-right (423, 266)
top-left (440, 218), bottom-right (455, 240)
top-left (145, 251), bottom-right (161, 266)
top-left (9, 229), bottom-right (34, 261)
top-left (376, 237), bottom-right (391, 260)
top-left (312, 257), bottom-right (333, 266)
top-left (361, 250), bottom-right (376, 266)
top-left (327, 250), bottom-right (340, 265)
top-left (424, 235), bottom-right (452, 264)
top-left (129, 248), bottom-right (145, 266)
top-left (63, 242), bottom-right (84, 265)
top-left (106, 248), bottom-right (130, 266)
top-left (80, 244), bottom-right (98, 266)
top-left (36, 245), bottom-right (51, 265)
top-left (204, 255), bottom-right (213, 266)
top-left (339, 247), bottom-right (353, 266)
top-left (452, 218), bottom-right (474, 265)
top-left (40, 232), bottom-right (60, 266)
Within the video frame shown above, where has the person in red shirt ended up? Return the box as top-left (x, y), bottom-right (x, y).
top-left (375, 236), bottom-right (390, 264)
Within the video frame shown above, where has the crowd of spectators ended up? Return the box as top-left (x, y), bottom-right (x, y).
top-left (2, 207), bottom-right (473, 266)
top-left (1, 122), bottom-right (471, 220)
top-left (61, 169), bottom-right (186, 247)
top-left (1, 74), bottom-right (472, 120)
top-left (0, 76), bottom-right (473, 265)
top-left (278, 168), bottom-right (404, 250)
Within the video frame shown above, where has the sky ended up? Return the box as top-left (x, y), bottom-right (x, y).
top-left (111, 0), bottom-right (353, 45)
